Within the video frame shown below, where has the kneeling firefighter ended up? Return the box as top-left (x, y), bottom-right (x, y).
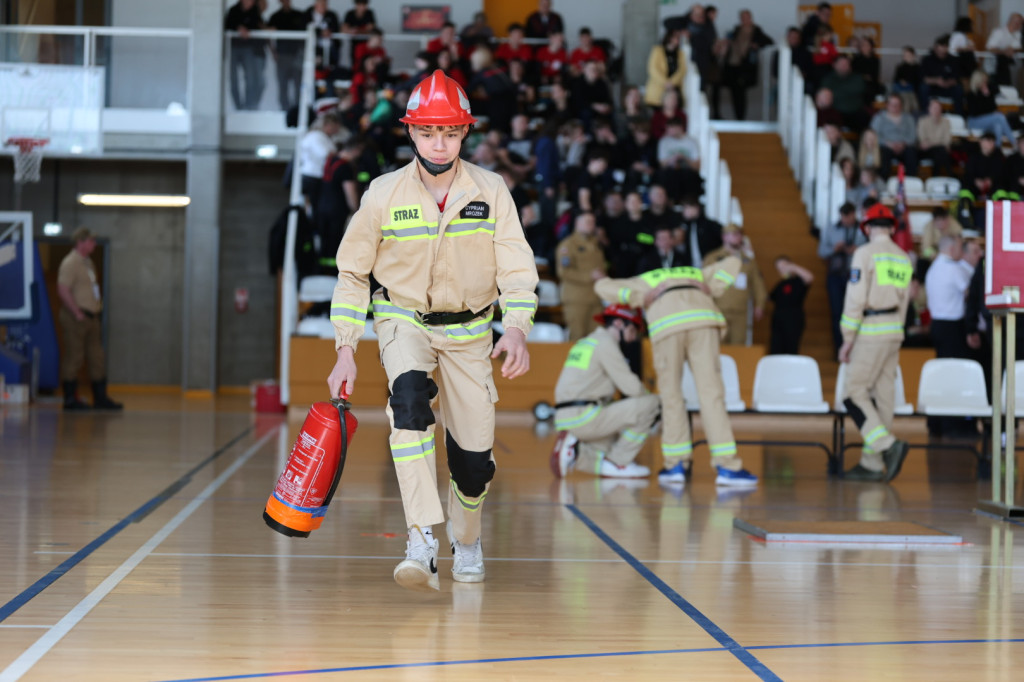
top-left (325, 70), bottom-right (540, 591)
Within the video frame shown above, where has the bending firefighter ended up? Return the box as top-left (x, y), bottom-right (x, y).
top-left (838, 203), bottom-right (911, 482)
top-left (595, 262), bottom-right (759, 487)
top-left (326, 71), bottom-right (539, 591)
top-left (552, 304), bottom-right (661, 478)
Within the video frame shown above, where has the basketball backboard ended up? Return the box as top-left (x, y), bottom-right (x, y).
top-left (0, 212), bottom-right (34, 320)
top-left (0, 63), bottom-right (104, 155)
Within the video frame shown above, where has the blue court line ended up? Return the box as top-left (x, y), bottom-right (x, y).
top-left (567, 504), bottom-right (783, 682)
top-left (153, 638), bottom-right (1024, 682)
top-left (0, 425), bottom-right (255, 624)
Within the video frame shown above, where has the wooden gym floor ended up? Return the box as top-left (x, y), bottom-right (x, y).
top-left (1, 394), bottom-right (1022, 681)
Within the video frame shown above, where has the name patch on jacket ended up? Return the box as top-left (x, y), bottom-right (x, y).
top-left (390, 205), bottom-right (422, 224)
top-left (460, 201), bottom-right (490, 220)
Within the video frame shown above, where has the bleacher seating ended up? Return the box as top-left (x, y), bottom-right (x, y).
top-left (924, 176), bottom-right (961, 200)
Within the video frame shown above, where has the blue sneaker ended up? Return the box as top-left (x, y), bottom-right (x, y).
top-left (657, 461), bottom-right (691, 484)
top-left (715, 466), bottom-right (758, 488)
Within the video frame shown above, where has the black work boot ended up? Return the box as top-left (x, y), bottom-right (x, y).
top-left (91, 380), bottom-right (123, 410)
top-left (63, 381), bottom-right (91, 411)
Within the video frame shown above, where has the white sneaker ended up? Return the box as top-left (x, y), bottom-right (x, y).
top-left (557, 433), bottom-right (579, 477)
top-left (394, 526), bottom-right (439, 592)
top-left (446, 519), bottom-right (485, 583)
top-left (599, 459), bottom-right (650, 478)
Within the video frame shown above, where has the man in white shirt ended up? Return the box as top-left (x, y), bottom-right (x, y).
top-left (298, 112), bottom-right (341, 218)
top-left (987, 13), bottom-right (1023, 85)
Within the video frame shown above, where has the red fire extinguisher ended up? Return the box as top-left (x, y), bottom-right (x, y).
top-left (263, 392), bottom-right (358, 537)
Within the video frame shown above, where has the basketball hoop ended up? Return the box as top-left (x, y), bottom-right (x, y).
top-left (5, 137), bottom-right (49, 185)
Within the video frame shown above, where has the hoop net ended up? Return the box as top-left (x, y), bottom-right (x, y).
top-left (5, 137), bottom-right (49, 185)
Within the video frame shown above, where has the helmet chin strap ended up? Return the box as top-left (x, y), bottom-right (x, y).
top-left (405, 125), bottom-right (462, 177)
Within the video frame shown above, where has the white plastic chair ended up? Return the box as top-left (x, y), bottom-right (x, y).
top-left (908, 211), bottom-right (932, 238)
top-left (997, 85), bottom-right (1023, 104)
top-left (751, 355), bottom-right (830, 413)
top-left (833, 363), bottom-right (914, 415)
top-left (946, 114), bottom-right (968, 137)
top-left (917, 359), bottom-right (991, 417)
top-left (885, 175), bottom-right (925, 198)
top-left (536, 280), bottom-right (560, 306)
top-left (296, 316), bottom-right (334, 338)
top-left (298, 275), bottom-right (337, 303)
top-left (925, 176), bottom-right (961, 199)
top-left (682, 355), bottom-right (746, 412)
top-left (527, 322), bottom-right (567, 343)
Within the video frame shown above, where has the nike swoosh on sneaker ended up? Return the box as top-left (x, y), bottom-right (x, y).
top-left (429, 558), bottom-right (437, 574)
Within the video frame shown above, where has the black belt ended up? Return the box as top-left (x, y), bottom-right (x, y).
top-left (555, 399), bottom-right (600, 410)
top-left (419, 309), bottom-right (487, 326)
top-left (864, 307), bottom-right (897, 316)
top-left (654, 284), bottom-right (700, 302)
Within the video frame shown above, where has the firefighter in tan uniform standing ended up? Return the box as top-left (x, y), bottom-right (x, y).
top-left (555, 212), bottom-right (607, 341)
top-left (838, 203), bottom-right (911, 482)
top-left (703, 224), bottom-right (767, 345)
top-left (326, 71), bottom-right (539, 592)
top-left (551, 304), bottom-right (661, 478)
top-left (56, 227), bottom-right (122, 411)
top-left (595, 262), bottom-right (759, 487)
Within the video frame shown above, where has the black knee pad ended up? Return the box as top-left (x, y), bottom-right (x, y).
top-left (843, 397), bottom-right (867, 429)
top-left (446, 430), bottom-right (494, 498)
top-left (390, 370), bottom-right (438, 431)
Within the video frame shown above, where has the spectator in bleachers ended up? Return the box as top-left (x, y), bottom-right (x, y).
top-left (341, 0), bottom-right (376, 67)
top-left (298, 111), bottom-right (341, 221)
top-left (647, 185), bottom-right (684, 236)
top-left (434, 48), bottom-right (467, 90)
top-left (950, 16), bottom-right (978, 78)
top-left (536, 31), bottom-right (568, 84)
top-left (525, 0), bottom-right (565, 40)
top-left (720, 9), bottom-right (773, 120)
top-left (965, 132), bottom-right (1005, 201)
top-left (589, 118), bottom-right (626, 171)
top-left (850, 167), bottom-right (884, 208)
top-left (815, 88), bottom-right (843, 127)
top-left (821, 55), bottom-right (868, 132)
top-left (495, 23), bottom-right (533, 69)
top-left (267, 0), bottom-right (306, 111)
top-left (533, 118), bottom-right (561, 224)
top-left (557, 119), bottom-right (588, 175)
top-left (902, 268), bottom-right (931, 348)
top-left (857, 128), bottom-right (881, 171)
top-left (460, 12), bottom-right (494, 50)
top-left (704, 223), bottom-right (767, 345)
top-left (468, 48), bottom-right (517, 133)
top-left (769, 256), bottom-right (814, 354)
top-left (917, 98), bottom-right (953, 177)
top-left (986, 12), bottom-right (1023, 86)
top-left (556, 212), bottom-right (607, 341)
top-left (605, 191), bottom-right (651, 276)
top-left (353, 28), bottom-right (389, 76)
top-left (800, 2), bottom-right (832, 48)
top-left (532, 79), bottom-right (574, 127)
top-left (919, 35), bottom-right (963, 115)
top-left (618, 86), bottom-right (650, 135)
top-left (892, 46), bottom-right (922, 113)
top-left (649, 87), bottom-right (687, 141)
top-left (426, 21), bottom-right (462, 63)
top-left (574, 152), bottom-right (612, 214)
top-left (395, 51), bottom-right (433, 94)
top-left (571, 60), bottom-right (614, 131)
top-left (225, 0), bottom-right (266, 111)
top-left (656, 118), bottom-right (702, 198)
top-left (924, 234), bottom-right (977, 435)
top-left (810, 24), bottom-right (839, 87)
top-left (825, 123), bottom-right (855, 163)
top-left (966, 70), bottom-right (1016, 146)
top-left (840, 158), bottom-right (859, 203)
top-left (1002, 136), bottom-right (1024, 198)
top-left (637, 225), bottom-right (687, 273)
top-left (919, 207), bottom-right (963, 260)
top-left (677, 195), bottom-right (722, 267)
top-left (507, 59), bottom-right (537, 113)
top-left (784, 26), bottom-right (813, 89)
top-left (644, 29), bottom-right (688, 109)
top-left (851, 36), bottom-right (882, 104)
top-left (317, 136), bottom-right (364, 268)
top-left (570, 28), bottom-right (607, 76)
top-left (470, 138), bottom-right (499, 171)
top-left (496, 113), bottom-right (534, 176)
top-left (871, 94), bottom-right (918, 178)
top-left (680, 4), bottom-right (719, 111)
top-left (305, 0), bottom-right (341, 70)
top-left (622, 120), bottom-right (659, 192)
top-left (819, 202), bottom-right (866, 352)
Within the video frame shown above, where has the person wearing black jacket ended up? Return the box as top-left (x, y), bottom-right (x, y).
top-left (304, 0), bottom-right (341, 70)
top-left (636, 226), bottom-right (687, 273)
top-left (799, 2), bottom-right (832, 49)
top-left (966, 70), bottom-right (1017, 146)
top-left (524, 0), bottom-right (564, 39)
top-left (720, 9), bottom-right (773, 120)
top-left (919, 35), bottom-right (963, 114)
top-left (225, 0), bottom-right (266, 111)
top-left (268, 0), bottom-right (306, 110)
top-left (677, 195), bottom-right (723, 267)
top-left (851, 37), bottom-right (882, 104)
top-left (965, 133), bottom-right (1006, 200)
top-left (1002, 137), bottom-right (1024, 197)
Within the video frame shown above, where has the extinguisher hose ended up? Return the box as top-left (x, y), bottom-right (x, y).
top-left (323, 398), bottom-right (350, 508)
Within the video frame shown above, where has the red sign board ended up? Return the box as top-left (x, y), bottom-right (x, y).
top-left (986, 201), bottom-right (1024, 310)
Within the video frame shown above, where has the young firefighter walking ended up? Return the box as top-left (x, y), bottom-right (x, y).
top-left (595, 262), bottom-right (759, 487)
top-left (838, 203), bottom-right (912, 482)
top-left (551, 304), bottom-right (661, 478)
top-left (326, 71), bottom-right (539, 591)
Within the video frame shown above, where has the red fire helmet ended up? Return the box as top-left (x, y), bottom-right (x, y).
top-left (400, 69), bottom-right (477, 126)
top-left (860, 202), bottom-right (896, 235)
top-left (594, 304), bottom-right (645, 331)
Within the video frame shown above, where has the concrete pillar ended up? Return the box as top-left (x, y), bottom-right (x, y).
top-left (183, 0), bottom-right (223, 392)
top-left (622, 0), bottom-right (660, 88)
